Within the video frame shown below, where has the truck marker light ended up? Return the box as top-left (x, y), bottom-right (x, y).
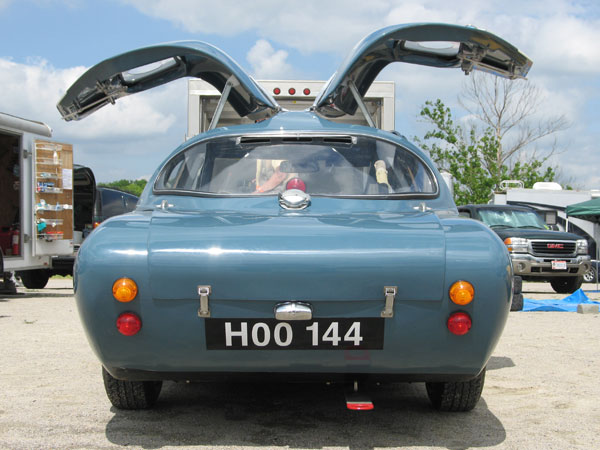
top-left (273, 87), bottom-right (281, 95)
top-left (288, 87), bottom-right (296, 95)
top-left (116, 312), bottom-right (141, 336)
top-left (447, 312), bottom-right (472, 335)
top-left (303, 88), bottom-right (311, 95)
top-left (449, 281), bottom-right (474, 305)
top-left (112, 277), bottom-right (138, 302)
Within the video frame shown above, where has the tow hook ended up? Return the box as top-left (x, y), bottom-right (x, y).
top-left (345, 380), bottom-right (374, 411)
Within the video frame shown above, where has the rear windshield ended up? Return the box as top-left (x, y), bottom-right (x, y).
top-left (154, 135), bottom-right (437, 197)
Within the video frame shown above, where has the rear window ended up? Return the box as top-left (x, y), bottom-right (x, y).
top-left (100, 189), bottom-right (125, 217)
top-left (154, 135), bottom-right (437, 197)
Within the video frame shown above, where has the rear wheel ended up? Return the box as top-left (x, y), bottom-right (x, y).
top-left (511, 293), bottom-right (524, 311)
top-left (550, 276), bottom-right (583, 294)
top-left (426, 368), bottom-right (486, 412)
top-left (102, 367), bottom-right (162, 410)
top-left (17, 269), bottom-right (50, 289)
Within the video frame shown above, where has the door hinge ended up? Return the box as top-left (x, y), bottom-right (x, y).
top-left (23, 149), bottom-right (31, 159)
top-left (381, 286), bottom-right (397, 318)
top-left (197, 285), bottom-right (211, 318)
top-left (23, 234), bottom-right (31, 243)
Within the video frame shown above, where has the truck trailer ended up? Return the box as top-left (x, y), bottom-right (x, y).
top-left (0, 112), bottom-right (75, 292)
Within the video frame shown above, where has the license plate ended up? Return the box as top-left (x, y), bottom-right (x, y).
top-left (552, 260), bottom-right (567, 270)
top-left (205, 318), bottom-right (384, 350)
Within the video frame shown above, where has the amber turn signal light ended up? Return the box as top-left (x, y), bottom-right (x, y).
top-left (449, 281), bottom-right (474, 305)
top-left (112, 277), bottom-right (138, 302)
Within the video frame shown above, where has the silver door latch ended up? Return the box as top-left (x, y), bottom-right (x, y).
top-left (197, 285), bottom-right (211, 318)
top-left (381, 286), bottom-right (397, 318)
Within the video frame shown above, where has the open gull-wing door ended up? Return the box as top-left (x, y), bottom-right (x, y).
top-left (314, 23), bottom-right (533, 118)
top-left (57, 41), bottom-right (280, 123)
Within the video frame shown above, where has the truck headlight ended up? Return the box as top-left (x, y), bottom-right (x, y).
top-left (504, 237), bottom-right (528, 253)
top-left (576, 239), bottom-right (588, 255)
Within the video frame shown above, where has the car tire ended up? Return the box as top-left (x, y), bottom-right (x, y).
top-left (583, 267), bottom-right (596, 283)
top-left (513, 275), bottom-right (522, 294)
top-left (425, 368), bottom-right (486, 412)
top-left (102, 367), bottom-right (162, 410)
top-left (550, 276), bottom-right (583, 294)
top-left (511, 293), bottom-right (524, 311)
top-left (17, 269), bottom-right (50, 289)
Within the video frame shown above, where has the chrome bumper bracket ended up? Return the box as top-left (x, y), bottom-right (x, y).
top-left (198, 285), bottom-right (212, 318)
top-left (381, 286), bottom-right (397, 318)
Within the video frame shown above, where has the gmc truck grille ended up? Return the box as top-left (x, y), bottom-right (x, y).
top-left (531, 241), bottom-right (576, 256)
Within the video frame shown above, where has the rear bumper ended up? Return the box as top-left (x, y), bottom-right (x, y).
top-left (511, 254), bottom-right (590, 277)
top-left (105, 366), bottom-right (483, 383)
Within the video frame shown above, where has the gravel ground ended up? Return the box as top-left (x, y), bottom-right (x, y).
top-left (1, 278), bottom-right (599, 450)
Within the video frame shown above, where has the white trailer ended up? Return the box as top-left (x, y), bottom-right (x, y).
top-left (187, 79), bottom-right (395, 138)
top-left (0, 112), bottom-right (74, 292)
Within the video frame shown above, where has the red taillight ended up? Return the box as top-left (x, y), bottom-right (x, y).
top-left (447, 312), bottom-right (472, 335)
top-left (116, 313), bottom-right (141, 336)
top-left (273, 87), bottom-right (281, 95)
top-left (288, 87), bottom-right (296, 95)
top-left (303, 88), bottom-right (311, 95)
top-left (286, 178), bottom-right (306, 192)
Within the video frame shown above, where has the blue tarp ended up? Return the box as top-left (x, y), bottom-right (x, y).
top-left (523, 289), bottom-right (600, 312)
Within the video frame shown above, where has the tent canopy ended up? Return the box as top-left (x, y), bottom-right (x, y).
top-left (566, 198), bottom-right (600, 223)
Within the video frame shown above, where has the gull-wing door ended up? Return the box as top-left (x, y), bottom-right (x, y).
top-left (57, 41), bottom-right (280, 122)
top-left (314, 23), bottom-right (532, 118)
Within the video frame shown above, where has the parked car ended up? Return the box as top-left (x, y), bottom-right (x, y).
top-left (458, 204), bottom-right (591, 294)
top-left (59, 23), bottom-right (532, 411)
top-left (17, 170), bottom-right (139, 288)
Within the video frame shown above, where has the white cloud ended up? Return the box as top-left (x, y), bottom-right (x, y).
top-left (246, 40), bottom-right (294, 79)
top-left (120, 0), bottom-right (600, 76)
top-left (0, 57), bottom-right (187, 181)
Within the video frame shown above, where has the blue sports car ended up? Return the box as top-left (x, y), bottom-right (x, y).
top-left (59, 23), bottom-right (531, 411)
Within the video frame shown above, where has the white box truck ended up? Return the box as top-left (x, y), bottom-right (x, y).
top-left (187, 80), bottom-right (395, 137)
top-left (0, 112), bottom-right (74, 292)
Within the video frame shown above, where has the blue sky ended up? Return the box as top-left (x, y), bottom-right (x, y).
top-left (1, 0), bottom-right (599, 188)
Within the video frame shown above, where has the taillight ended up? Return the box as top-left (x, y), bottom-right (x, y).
top-left (449, 281), bottom-right (474, 305)
top-left (116, 313), bottom-right (141, 336)
top-left (112, 277), bottom-right (138, 302)
top-left (447, 312), bottom-right (472, 335)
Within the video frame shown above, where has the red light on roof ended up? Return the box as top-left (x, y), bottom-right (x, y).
top-left (288, 87), bottom-right (296, 95)
top-left (303, 88), bottom-right (311, 95)
top-left (286, 178), bottom-right (306, 192)
top-left (273, 87), bottom-right (281, 95)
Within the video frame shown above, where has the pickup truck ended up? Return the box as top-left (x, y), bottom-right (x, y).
top-left (458, 204), bottom-right (591, 294)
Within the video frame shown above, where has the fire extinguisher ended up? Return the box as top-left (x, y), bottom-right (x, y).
top-left (11, 228), bottom-right (19, 256)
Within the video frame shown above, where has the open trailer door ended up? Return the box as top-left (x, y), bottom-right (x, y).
top-left (314, 23), bottom-right (532, 118)
top-left (33, 140), bottom-right (74, 257)
top-left (57, 41), bottom-right (280, 122)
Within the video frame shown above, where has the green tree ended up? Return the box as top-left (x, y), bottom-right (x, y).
top-left (416, 99), bottom-right (556, 205)
top-left (98, 179), bottom-right (147, 197)
top-left (417, 73), bottom-right (567, 205)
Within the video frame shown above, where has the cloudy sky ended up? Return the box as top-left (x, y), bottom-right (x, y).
top-left (1, 0), bottom-right (598, 187)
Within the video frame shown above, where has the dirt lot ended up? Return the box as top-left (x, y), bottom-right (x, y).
top-left (1, 278), bottom-right (599, 449)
